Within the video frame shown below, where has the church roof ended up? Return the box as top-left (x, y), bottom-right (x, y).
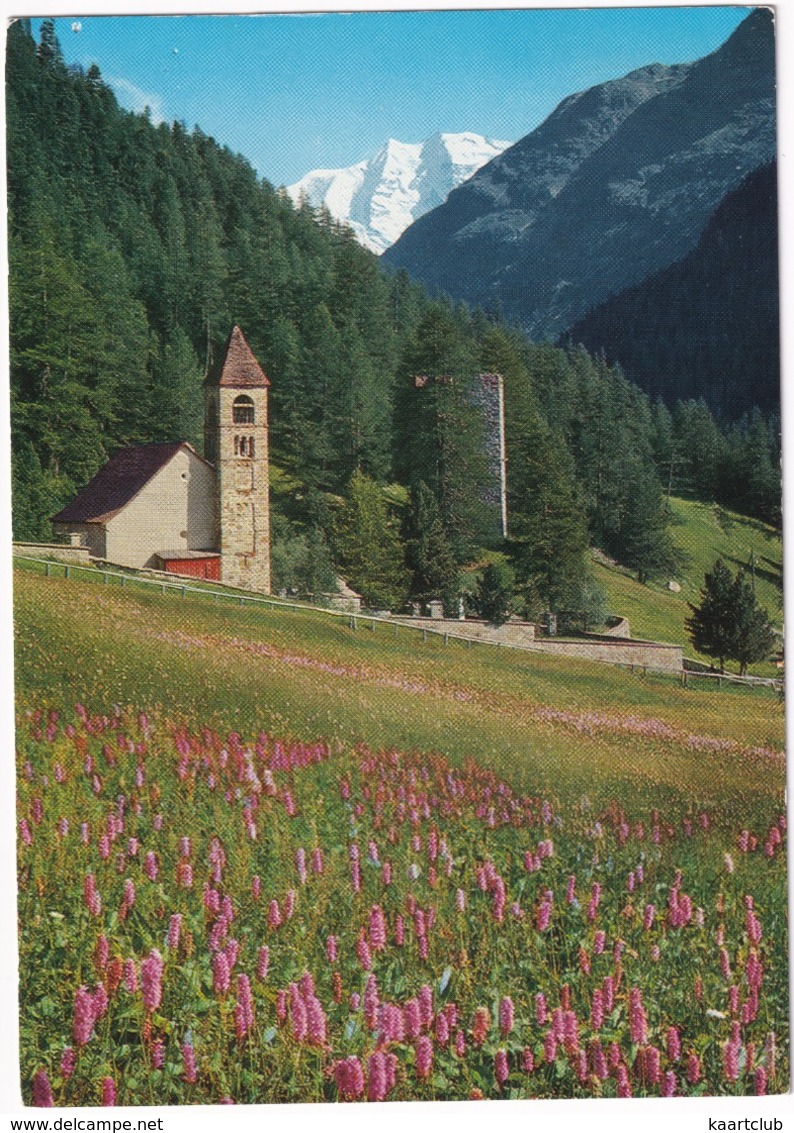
top-left (206, 325), bottom-right (270, 389)
top-left (52, 442), bottom-right (191, 525)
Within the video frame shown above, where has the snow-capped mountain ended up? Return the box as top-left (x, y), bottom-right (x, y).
top-left (287, 132), bottom-right (512, 255)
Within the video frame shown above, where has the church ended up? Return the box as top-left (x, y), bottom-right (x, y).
top-left (52, 326), bottom-right (272, 594)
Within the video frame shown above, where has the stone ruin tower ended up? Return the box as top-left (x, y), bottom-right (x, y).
top-left (204, 325), bottom-right (271, 594)
top-left (470, 372), bottom-right (508, 540)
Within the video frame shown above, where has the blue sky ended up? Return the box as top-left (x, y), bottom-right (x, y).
top-left (32, 8), bottom-right (750, 188)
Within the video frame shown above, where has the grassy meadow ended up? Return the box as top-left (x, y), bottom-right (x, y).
top-left (593, 497), bottom-right (782, 671)
top-left (14, 561), bottom-right (787, 1105)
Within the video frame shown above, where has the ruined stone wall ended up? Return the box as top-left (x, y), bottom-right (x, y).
top-left (468, 372), bottom-right (507, 539)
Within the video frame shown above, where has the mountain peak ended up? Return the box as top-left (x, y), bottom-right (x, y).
top-left (286, 132), bottom-right (512, 254)
top-left (383, 10), bottom-right (775, 338)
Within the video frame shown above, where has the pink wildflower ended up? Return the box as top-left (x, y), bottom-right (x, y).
top-left (629, 987), bottom-right (648, 1045)
top-left (364, 974), bottom-right (380, 1030)
top-left (368, 1051), bottom-right (389, 1101)
top-left (213, 952), bottom-right (231, 997)
top-left (73, 986), bottom-right (95, 1047)
top-left (257, 946), bottom-right (270, 981)
top-left (235, 974), bottom-right (255, 1040)
top-left (182, 1042), bottom-right (197, 1084)
top-left (418, 983), bottom-right (433, 1026)
top-left (60, 1048), bottom-right (76, 1080)
top-left (306, 995), bottom-right (327, 1046)
top-left (141, 949), bottom-right (164, 1012)
top-left (499, 995), bottom-right (514, 1037)
top-left (356, 934), bottom-right (372, 971)
top-left (415, 1035), bottom-right (433, 1079)
top-left (494, 1049), bottom-right (509, 1087)
top-left (472, 1006), bottom-right (490, 1046)
top-left (723, 1041), bottom-right (740, 1082)
top-left (32, 1070), bottom-right (54, 1108)
top-left (101, 1077), bottom-right (116, 1106)
top-left (369, 904), bottom-right (387, 951)
top-left (167, 913), bottom-right (182, 951)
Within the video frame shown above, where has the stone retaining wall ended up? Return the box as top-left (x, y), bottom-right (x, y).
top-left (392, 615), bottom-right (682, 672)
top-left (530, 637), bottom-right (683, 673)
top-left (13, 542), bottom-right (91, 565)
top-left (392, 617), bottom-right (536, 648)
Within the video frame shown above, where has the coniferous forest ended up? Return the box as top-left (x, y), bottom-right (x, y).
top-left (7, 20), bottom-right (782, 619)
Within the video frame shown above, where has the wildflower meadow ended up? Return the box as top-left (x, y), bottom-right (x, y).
top-left (14, 568), bottom-right (789, 1106)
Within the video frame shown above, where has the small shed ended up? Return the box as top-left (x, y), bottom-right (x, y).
top-left (151, 550), bottom-right (221, 581)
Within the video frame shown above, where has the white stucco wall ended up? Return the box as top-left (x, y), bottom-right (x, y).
top-left (104, 448), bottom-right (217, 569)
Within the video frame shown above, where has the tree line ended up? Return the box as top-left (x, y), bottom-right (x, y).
top-left (8, 19), bottom-right (782, 631)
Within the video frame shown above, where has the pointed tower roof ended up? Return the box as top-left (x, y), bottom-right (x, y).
top-left (206, 325), bottom-right (270, 388)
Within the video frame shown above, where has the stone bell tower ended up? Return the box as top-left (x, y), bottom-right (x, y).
top-left (204, 325), bottom-right (271, 594)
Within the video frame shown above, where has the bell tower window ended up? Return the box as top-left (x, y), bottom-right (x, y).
top-left (233, 395), bottom-right (255, 425)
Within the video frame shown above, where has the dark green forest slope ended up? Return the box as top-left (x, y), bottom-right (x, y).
top-left (565, 163), bottom-right (779, 420)
top-left (7, 20), bottom-right (780, 618)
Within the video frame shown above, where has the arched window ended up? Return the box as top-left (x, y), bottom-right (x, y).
top-left (233, 395), bottom-right (255, 424)
top-left (248, 436), bottom-right (255, 458)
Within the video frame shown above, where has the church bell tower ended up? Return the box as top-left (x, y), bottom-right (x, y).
top-left (204, 326), bottom-right (271, 594)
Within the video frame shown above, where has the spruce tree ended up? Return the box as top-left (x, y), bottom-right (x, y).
top-left (474, 561), bottom-right (515, 627)
top-left (332, 470), bottom-right (409, 610)
top-left (685, 559), bottom-right (742, 673)
top-left (405, 481), bottom-right (459, 614)
top-left (728, 572), bottom-right (776, 675)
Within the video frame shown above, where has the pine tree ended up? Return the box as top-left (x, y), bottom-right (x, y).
top-left (474, 561), bottom-right (515, 627)
top-left (728, 572), bottom-right (776, 675)
top-left (685, 559), bottom-right (742, 673)
top-left (619, 462), bottom-right (680, 584)
top-left (332, 470), bottom-right (409, 610)
top-left (405, 481), bottom-right (459, 614)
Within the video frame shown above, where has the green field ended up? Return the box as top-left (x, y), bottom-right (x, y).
top-left (13, 560), bottom-right (784, 822)
top-left (594, 497), bottom-right (782, 669)
top-left (13, 559), bottom-right (788, 1105)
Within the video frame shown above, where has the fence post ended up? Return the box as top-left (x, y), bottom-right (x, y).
top-left (181, 586), bottom-right (186, 599)
top-left (444, 633), bottom-right (449, 645)
top-left (422, 628), bottom-right (427, 643)
top-left (121, 575), bottom-right (126, 587)
top-left (64, 565), bottom-right (70, 579)
top-left (104, 573), bottom-right (109, 586)
top-left (45, 561), bottom-right (51, 577)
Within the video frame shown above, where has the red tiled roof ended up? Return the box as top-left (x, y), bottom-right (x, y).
top-left (51, 442), bottom-right (187, 525)
top-left (207, 325), bottom-right (270, 388)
